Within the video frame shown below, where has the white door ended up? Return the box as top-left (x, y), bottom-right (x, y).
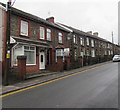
top-left (39, 52), bottom-right (45, 69)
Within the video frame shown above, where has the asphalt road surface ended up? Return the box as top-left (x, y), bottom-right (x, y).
top-left (2, 62), bottom-right (119, 108)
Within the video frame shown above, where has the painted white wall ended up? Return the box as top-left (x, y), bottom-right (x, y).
top-left (0, 5), bottom-right (5, 62)
top-left (0, 5), bottom-right (5, 109)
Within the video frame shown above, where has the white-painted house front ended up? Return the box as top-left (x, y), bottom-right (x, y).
top-left (0, 4), bottom-right (5, 63)
top-left (0, 5), bottom-right (5, 61)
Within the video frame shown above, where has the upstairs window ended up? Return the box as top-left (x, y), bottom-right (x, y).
top-left (86, 37), bottom-right (89, 45)
top-left (20, 20), bottom-right (29, 36)
top-left (40, 26), bottom-right (45, 39)
top-left (80, 37), bottom-right (84, 46)
top-left (47, 28), bottom-right (51, 41)
top-left (91, 39), bottom-right (94, 47)
top-left (58, 32), bottom-right (63, 43)
top-left (73, 35), bottom-right (77, 44)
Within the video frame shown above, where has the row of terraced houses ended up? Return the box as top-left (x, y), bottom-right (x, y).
top-left (1, 4), bottom-right (120, 79)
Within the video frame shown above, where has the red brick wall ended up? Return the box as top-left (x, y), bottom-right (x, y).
top-left (51, 48), bottom-right (55, 64)
top-left (78, 57), bottom-right (83, 67)
top-left (46, 57), bottom-right (63, 71)
top-left (17, 56), bottom-right (26, 78)
top-left (64, 57), bottom-right (71, 70)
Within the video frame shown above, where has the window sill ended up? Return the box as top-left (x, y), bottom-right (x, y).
top-left (14, 64), bottom-right (36, 66)
top-left (20, 34), bottom-right (30, 37)
top-left (39, 38), bottom-right (46, 40)
top-left (47, 40), bottom-right (52, 42)
top-left (58, 43), bottom-right (63, 45)
top-left (26, 64), bottom-right (36, 66)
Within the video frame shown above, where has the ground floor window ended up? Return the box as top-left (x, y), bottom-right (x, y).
top-left (56, 49), bottom-right (64, 62)
top-left (56, 49), bottom-right (64, 56)
top-left (13, 45), bottom-right (36, 65)
top-left (105, 50), bottom-right (107, 55)
top-left (80, 51), bottom-right (84, 57)
top-left (91, 49), bottom-right (95, 57)
top-left (108, 50), bottom-right (111, 55)
top-left (24, 46), bottom-right (36, 64)
top-left (13, 45), bottom-right (24, 65)
top-left (86, 49), bottom-right (89, 56)
top-left (111, 50), bottom-right (113, 55)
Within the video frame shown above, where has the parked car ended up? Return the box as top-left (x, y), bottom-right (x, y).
top-left (112, 55), bottom-right (120, 62)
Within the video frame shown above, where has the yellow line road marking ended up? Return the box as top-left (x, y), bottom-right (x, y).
top-left (0, 63), bottom-right (109, 98)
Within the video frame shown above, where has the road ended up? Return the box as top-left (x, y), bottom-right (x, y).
top-left (2, 62), bottom-right (119, 108)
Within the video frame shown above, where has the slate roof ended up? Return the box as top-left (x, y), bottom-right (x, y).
top-left (10, 7), bottom-right (70, 33)
top-left (59, 23), bottom-right (111, 43)
top-left (0, 2), bottom-right (70, 33)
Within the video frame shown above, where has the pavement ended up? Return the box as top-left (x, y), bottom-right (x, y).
top-left (1, 61), bottom-right (111, 95)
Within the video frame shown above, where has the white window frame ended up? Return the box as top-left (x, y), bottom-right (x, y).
top-left (86, 49), bottom-right (89, 56)
top-left (13, 45), bottom-right (36, 66)
top-left (47, 28), bottom-right (51, 41)
top-left (80, 37), bottom-right (83, 45)
top-left (24, 46), bottom-right (36, 65)
top-left (56, 49), bottom-right (63, 56)
top-left (73, 35), bottom-right (77, 44)
top-left (80, 51), bottom-right (84, 57)
top-left (105, 50), bottom-right (107, 55)
top-left (13, 45), bottom-right (24, 66)
top-left (108, 50), bottom-right (111, 55)
top-left (40, 26), bottom-right (45, 39)
top-left (91, 39), bottom-right (94, 47)
top-left (108, 43), bottom-right (110, 48)
top-left (20, 20), bottom-right (29, 36)
top-left (58, 32), bottom-right (63, 43)
top-left (86, 37), bottom-right (89, 45)
top-left (56, 49), bottom-right (64, 62)
top-left (111, 50), bottom-right (113, 55)
top-left (73, 35), bottom-right (76, 43)
top-left (91, 49), bottom-right (95, 57)
top-left (80, 37), bottom-right (84, 46)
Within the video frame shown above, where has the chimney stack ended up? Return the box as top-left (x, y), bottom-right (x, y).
top-left (87, 31), bottom-right (92, 35)
top-left (93, 32), bottom-right (98, 37)
top-left (46, 17), bottom-right (54, 23)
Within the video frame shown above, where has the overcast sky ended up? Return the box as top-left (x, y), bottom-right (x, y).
top-left (1, 0), bottom-right (119, 44)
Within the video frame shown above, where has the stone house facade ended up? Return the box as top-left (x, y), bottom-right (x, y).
top-left (8, 7), bottom-right (71, 74)
top-left (57, 24), bottom-right (120, 67)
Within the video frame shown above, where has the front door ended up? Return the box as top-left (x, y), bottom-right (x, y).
top-left (39, 52), bottom-right (45, 69)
